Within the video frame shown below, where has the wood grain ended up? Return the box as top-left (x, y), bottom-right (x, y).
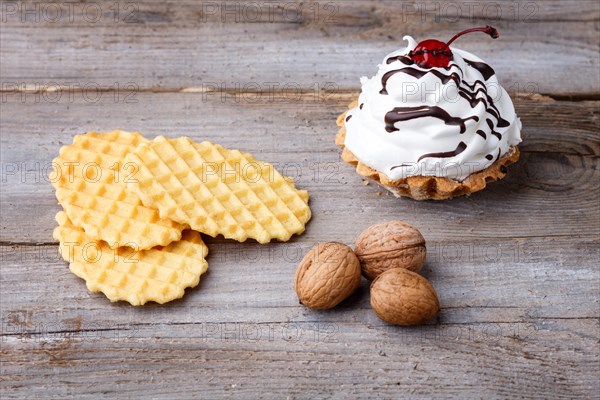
top-left (2, 236), bottom-right (599, 398)
top-left (1, 91), bottom-right (599, 398)
top-left (2, 235), bottom-right (598, 320)
top-left (1, 93), bottom-right (598, 243)
top-left (1, 1), bottom-right (599, 399)
top-left (1, 319), bottom-right (598, 399)
top-left (1, 1), bottom-right (599, 96)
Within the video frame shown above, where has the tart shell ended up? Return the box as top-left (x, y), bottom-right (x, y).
top-left (336, 101), bottom-right (520, 200)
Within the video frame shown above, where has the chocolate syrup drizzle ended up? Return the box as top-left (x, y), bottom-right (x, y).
top-left (463, 58), bottom-right (496, 81)
top-left (417, 141), bottom-right (467, 162)
top-left (380, 53), bottom-right (507, 164)
top-left (485, 148), bottom-right (501, 163)
top-left (380, 59), bottom-right (505, 129)
top-left (380, 68), bottom-right (461, 95)
top-left (459, 80), bottom-right (510, 127)
top-left (494, 148), bottom-right (501, 162)
top-left (385, 106), bottom-right (478, 134)
top-left (487, 118), bottom-right (502, 140)
top-left (390, 163), bottom-right (413, 170)
top-left (386, 55), bottom-right (415, 65)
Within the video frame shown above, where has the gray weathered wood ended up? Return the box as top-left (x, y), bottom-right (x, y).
top-left (1, 1), bottom-right (599, 95)
top-left (1, 319), bottom-right (598, 399)
top-left (1, 1), bottom-right (599, 398)
top-left (1, 238), bottom-right (599, 398)
top-left (1, 235), bottom-right (598, 320)
top-left (1, 93), bottom-right (598, 243)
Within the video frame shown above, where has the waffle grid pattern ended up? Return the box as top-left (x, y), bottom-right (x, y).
top-left (125, 136), bottom-right (311, 244)
top-left (52, 131), bottom-right (185, 249)
top-left (54, 211), bottom-right (208, 305)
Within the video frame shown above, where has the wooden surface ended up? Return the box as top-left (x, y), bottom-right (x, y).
top-left (1, 1), bottom-right (599, 398)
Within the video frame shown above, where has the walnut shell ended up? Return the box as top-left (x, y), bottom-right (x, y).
top-left (370, 268), bottom-right (439, 326)
top-left (355, 220), bottom-right (426, 280)
top-left (294, 242), bottom-right (361, 310)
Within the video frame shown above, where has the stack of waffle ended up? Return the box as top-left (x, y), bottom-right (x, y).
top-left (51, 130), bottom-right (311, 305)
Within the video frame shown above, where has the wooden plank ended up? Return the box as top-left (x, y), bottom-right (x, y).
top-left (1, 2), bottom-right (599, 398)
top-left (3, 0), bottom-right (599, 26)
top-left (1, 1), bottom-right (599, 95)
top-left (1, 319), bottom-right (598, 399)
top-left (1, 93), bottom-right (598, 243)
top-left (1, 235), bottom-right (598, 321)
top-left (1, 240), bottom-right (599, 397)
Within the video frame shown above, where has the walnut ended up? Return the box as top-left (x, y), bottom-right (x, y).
top-left (294, 242), bottom-right (361, 310)
top-left (355, 220), bottom-right (426, 280)
top-left (370, 268), bottom-right (440, 326)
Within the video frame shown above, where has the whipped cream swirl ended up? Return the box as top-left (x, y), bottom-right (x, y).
top-left (343, 36), bottom-right (521, 181)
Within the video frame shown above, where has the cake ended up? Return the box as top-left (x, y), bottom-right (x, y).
top-left (336, 26), bottom-right (522, 200)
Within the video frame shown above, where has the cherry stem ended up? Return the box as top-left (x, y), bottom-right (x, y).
top-left (445, 26), bottom-right (499, 47)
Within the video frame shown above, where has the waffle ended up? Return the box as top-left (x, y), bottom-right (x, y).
top-left (53, 211), bottom-right (209, 305)
top-left (336, 102), bottom-right (520, 200)
top-left (125, 136), bottom-right (311, 243)
top-left (51, 131), bottom-right (185, 249)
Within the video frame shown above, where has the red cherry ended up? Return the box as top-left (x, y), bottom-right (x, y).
top-left (410, 26), bottom-right (499, 69)
top-left (410, 39), bottom-right (453, 68)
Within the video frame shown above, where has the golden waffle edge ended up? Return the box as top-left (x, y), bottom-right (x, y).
top-left (124, 136), bottom-right (311, 244)
top-left (53, 211), bottom-right (209, 306)
top-left (51, 131), bottom-right (186, 250)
